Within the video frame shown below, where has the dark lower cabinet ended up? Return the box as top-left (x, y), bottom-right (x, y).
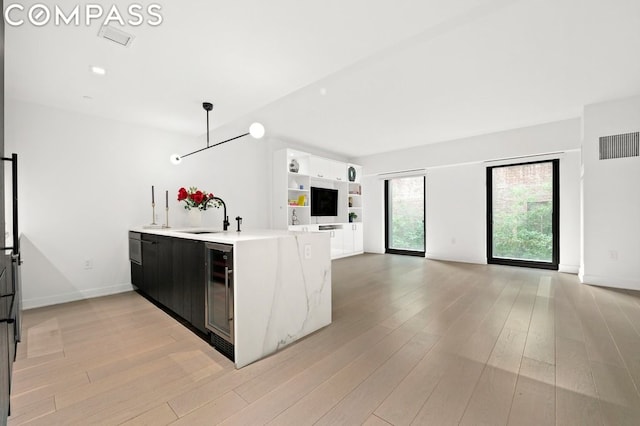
top-left (183, 240), bottom-right (206, 334)
top-left (140, 234), bottom-right (159, 300)
top-left (0, 321), bottom-right (9, 424)
top-left (131, 234), bottom-right (206, 335)
top-left (1, 258), bottom-right (16, 424)
top-left (130, 262), bottom-right (143, 288)
top-left (157, 238), bottom-right (174, 313)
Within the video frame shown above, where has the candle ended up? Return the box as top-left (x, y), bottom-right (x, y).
top-left (165, 190), bottom-right (169, 208)
top-left (151, 185), bottom-right (155, 204)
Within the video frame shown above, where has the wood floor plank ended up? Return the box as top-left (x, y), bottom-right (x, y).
top-left (459, 327), bottom-right (527, 425)
top-left (409, 354), bottom-right (485, 425)
top-left (4, 396), bottom-right (56, 425)
top-left (588, 285), bottom-right (640, 400)
top-left (303, 332), bottom-right (438, 425)
top-left (556, 336), bottom-right (603, 425)
top-left (556, 388), bottom-right (602, 426)
top-left (523, 277), bottom-right (555, 365)
top-left (119, 403), bottom-right (178, 426)
top-left (362, 414), bottom-right (394, 426)
top-left (373, 348), bottom-right (451, 425)
top-left (508, 357), bottom-right (555, 426)
top-left (171, 391), bottom-right (247, 425)
top-left (559, 278), bottom-right (625, 367)
top-left (219, 326), bottom-right (404, 425)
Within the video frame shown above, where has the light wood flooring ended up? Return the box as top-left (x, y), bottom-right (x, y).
top-left (8, 254), bottom-right (640, 425)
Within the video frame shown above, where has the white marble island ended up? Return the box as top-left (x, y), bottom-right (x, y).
top-left (130, 227), bottom-right (331, 368)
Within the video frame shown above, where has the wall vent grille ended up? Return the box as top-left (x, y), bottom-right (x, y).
top-left (599, 132), bottom-right (639, 160)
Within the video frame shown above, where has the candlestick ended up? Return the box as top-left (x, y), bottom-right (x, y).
top-left (163, 206), bottom-right (170, 228)
top-left (151, 185), bottom-right (155, 204)
top-left (151, 202), bottom-right (157, 225)
top-left (165, 190), bottom-right (168, 208)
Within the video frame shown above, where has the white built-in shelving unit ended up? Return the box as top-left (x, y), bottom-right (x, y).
top-left (272, 149), bottom-right (364, 258)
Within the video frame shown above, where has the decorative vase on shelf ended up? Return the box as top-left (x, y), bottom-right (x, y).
top-left (187, 209), bottom-right (202, 227)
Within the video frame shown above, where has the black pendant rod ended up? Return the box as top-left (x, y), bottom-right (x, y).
top-left (180, 132), bottom-right (250, 159)
top-left (203, 101), bottom-right (213, 148)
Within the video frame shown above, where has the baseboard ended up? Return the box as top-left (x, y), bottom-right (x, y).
top-left (332, 250), bottom-right (365, 260)
top-left (579, 274), bottom-right (640, 291)
top-left (425, 253), bottom-right (486, 265)
top-left (23, 283), bottom-right (134, 310)
top-left (558, 264), bottom-right (579, 274)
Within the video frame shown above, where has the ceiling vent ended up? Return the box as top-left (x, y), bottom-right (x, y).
top-left (98, 25), bottom-right (135, 47)
top-left (599, 132), bottom-right (639, 160)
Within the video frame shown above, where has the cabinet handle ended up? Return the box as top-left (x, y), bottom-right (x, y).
top-left (317, 174), bottom-right (324, 178)
top-left (337, 177), bottom-right (342, 181)
top-left (140, 240), bottom-right (157, 245)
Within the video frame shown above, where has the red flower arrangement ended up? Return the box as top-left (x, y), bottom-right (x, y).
top-left (177, 187), bottom-right (221, 211)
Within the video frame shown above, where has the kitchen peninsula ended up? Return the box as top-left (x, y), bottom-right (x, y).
top-left (129, 227), bottom-right (331, 368)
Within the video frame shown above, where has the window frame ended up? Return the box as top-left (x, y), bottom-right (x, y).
top-left (384, 176), bottom-right (426, 257)
top-left (486, 159), bottom-right (560, 270)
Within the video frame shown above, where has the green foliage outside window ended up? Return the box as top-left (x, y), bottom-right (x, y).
top-left (391, 199), bottom-right (424, 251)
top-left (492, 185), bottom-right (553, 262)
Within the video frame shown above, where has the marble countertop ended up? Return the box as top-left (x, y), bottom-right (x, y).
top-left (130, 226), bottom-right (307, 244)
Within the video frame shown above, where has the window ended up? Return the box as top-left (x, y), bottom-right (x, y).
top-left (385, 176), bottom-right (425, 256)
top-left (486, 160), bottom-right (559, 269)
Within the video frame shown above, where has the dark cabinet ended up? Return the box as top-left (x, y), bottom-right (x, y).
top-left (168, 240), bottom-right (184, 319)
top-left (140, 234), bottom-right (159, 300)
top-left (130, 262), bottom-right (143, 288)
top-left (1, 258), bottom-right (16, 422)
top-left (157, 238), bottom-right (174, 313)
top-left (132, 234), bottom-right (206, 334)
top-left (0, 321), bottom-right (8, 422)
top-left (184, 240), bottom-right (206, 334)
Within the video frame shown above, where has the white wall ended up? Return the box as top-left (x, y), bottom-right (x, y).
top-left (354, 119), bottom-right (582, 271)
top-left (425, 164), bottom-right (486, 264)
top-left (6, 100), bottom-right (271, 308)
top-left (581, 95), bottom-right (640, 290)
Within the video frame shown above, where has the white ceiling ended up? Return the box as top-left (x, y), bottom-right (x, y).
top-left (6, 0), bottom-right (640, 158)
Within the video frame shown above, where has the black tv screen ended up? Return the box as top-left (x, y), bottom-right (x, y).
top-left (311, 187), bottom-right (338, 216)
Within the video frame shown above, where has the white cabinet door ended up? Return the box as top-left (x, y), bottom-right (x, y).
top-left (343, 223), bottom-right (364, 254)
top-left (353, 223), bottom-right (363, 252)
top-left (329, 228), bottom-right (344, 258)
top-left (308, 157), bottom-right (330, 179)
top-left (309, 157), bottom-right (346, 181)
top-left (328, 160), bottom-right (346, 182)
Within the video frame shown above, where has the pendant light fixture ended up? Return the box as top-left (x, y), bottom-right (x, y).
top-left (170, 102), bottom-right (265, 165)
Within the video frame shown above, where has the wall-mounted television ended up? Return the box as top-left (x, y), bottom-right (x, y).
top-left (311, 187), bottom-right (338, 216)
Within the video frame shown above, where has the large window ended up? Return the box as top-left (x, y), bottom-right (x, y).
top-left (385, 176), bottom-right (425, 256)
top-left (486, 160), bottom-right (559, 269)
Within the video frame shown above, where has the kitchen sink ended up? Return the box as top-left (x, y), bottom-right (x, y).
top-left (178, 230), bottom-right (222, 234)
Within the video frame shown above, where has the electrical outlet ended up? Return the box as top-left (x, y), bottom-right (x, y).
top-left (84, 259), bottom-right (94, 269)
top-left (304, 244), bottom-right (312, 259)
top-left (609, 250), bottom-right (618, 261)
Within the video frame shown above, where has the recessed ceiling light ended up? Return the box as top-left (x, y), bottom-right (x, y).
top-left (319, 88), bottom-right (327, 96)
top-left (90, 66), bottom-right (106, 76)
